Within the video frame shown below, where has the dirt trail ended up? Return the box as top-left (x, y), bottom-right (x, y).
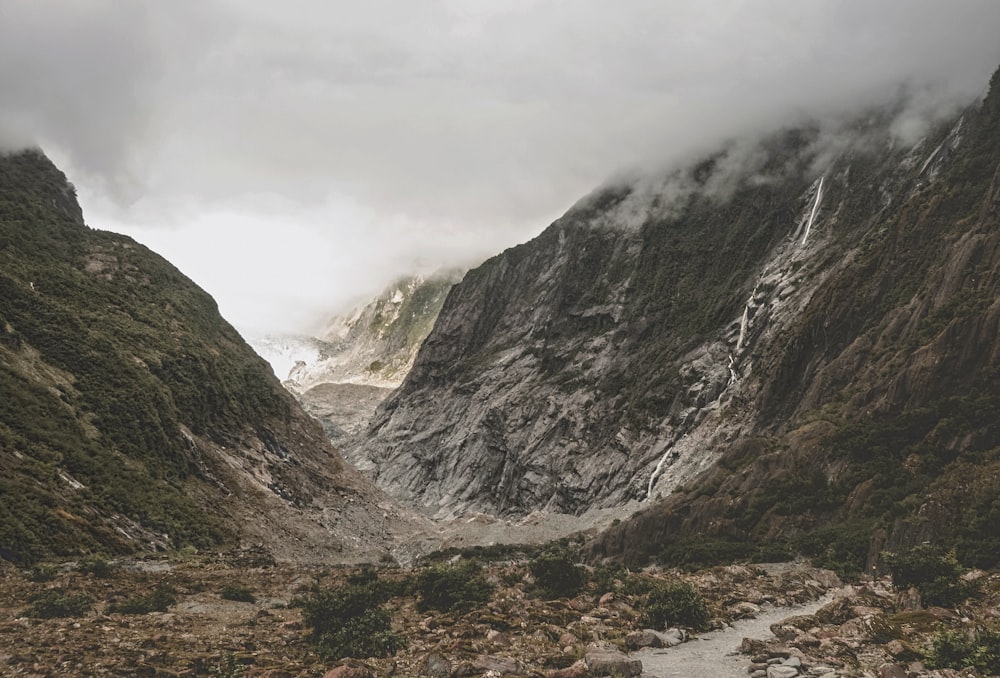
top-left (635, 594), bottom-right (834, 677)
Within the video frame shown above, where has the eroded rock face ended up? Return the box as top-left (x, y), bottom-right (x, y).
top-left (350, 63), bottom-right (1000, 554)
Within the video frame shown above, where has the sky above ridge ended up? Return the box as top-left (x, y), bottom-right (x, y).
top-left (1, 0), bottom-right (999, 334)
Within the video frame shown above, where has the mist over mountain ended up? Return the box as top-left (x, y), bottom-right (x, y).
top-left (252, 271), bottom-right (462, 441)
top-left (348, 65), bottom-right (1000, 573)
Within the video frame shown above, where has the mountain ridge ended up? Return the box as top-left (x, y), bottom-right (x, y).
top-left (350, 66), bottom-right (1000, 573)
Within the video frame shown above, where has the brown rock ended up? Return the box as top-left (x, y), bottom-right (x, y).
top-left (807, 569), bottom-right (843, 589)
top-left (598, 592), bottom-right (615, 606)
top-left (791, 633), bottom-right (820, 648)
top-left (850, 605), bottom-right (882, 617)
top-left (472, 655), bottom-right (522, 675)
top-left (421, 652), bottom-right (452, 678)
top-left (323, 666), bottom-right (372, 678)
top-left (546, 660), bottom-right (588, 678)
top-left (731, 602), bottom-right (762, 619)
top-left (885, 639), bottom-right (918, 661)
top-left (878, 665), bottom-right (907, 678)
top-left (769, 624), bottom-right (802, 641)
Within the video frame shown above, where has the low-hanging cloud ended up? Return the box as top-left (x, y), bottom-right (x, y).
top-left (2, 0), bottom-right (999, 333)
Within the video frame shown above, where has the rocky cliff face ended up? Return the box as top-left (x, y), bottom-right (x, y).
top-left (352, 66), bottom-right (1000, 570)
top-left (252, 272), bottom-right (461, 441)
top-left (0, 150), bottom-right (405, 565)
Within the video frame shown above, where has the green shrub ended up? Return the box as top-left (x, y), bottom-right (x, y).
top-left (415, 560), bottom-right (494, 613)
top-left (25, 589), bottom-right (92, 618)
top-left (26, 563), bottom-right (58, 582)
top-left (794, 522), bottom-right (874, 580)
top-left (925, 627), bottom-right (1000, 675)
top-left (301, 579), bottom-right (404, 659)
top-left (591, 561), bottom-right (627, 594)
top-left (109, 584), bottom-right (177, 614)
top-left (529, 548), bottom-right (588, 599)
top-left (639, 579), bottom-right (711, 631)
top-left (220, 583), bottom-right (256, 603)
top-left (76, 557), bottom-right (115, 579)
top-left (885, 545), bottom-right (975, 607)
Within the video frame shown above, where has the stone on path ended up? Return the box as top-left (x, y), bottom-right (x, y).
top-left (584, 648), bottom-right (642, 677)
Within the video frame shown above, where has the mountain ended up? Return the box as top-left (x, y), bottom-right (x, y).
top-left (351, 65), bottom-right (1000, 572)
top-left (252, 271), bottom-right (461, 440)
top-left (0, 149), bottom-right (402, 565)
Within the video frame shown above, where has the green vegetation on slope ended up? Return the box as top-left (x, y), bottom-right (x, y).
top-left (0, 149), bottom-right (292, 564)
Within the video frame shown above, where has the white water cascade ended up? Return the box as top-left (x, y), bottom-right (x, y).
top-left (735, 302), bottom-right (750, 353)
top-left (645, 174), bottom-right (830, 502)
top-left (645, 435), bottom-right (688, 500)
top-left (800, 175), bottom-right (824, 245)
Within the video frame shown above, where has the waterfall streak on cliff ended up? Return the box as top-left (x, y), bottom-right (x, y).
top-left (735, 303), bottom-right (750, 353)
top-left (646, 447), bottom-right (673, 500)
top-left (800, 176), bottom-right (824, 245)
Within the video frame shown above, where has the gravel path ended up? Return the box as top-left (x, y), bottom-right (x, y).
top-left (635, 594), bottom-right (833, 677)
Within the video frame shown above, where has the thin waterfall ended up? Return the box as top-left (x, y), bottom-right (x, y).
top-left (800, 176), bottom-right (824, 245)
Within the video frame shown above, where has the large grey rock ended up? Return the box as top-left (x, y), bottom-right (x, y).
top-left (624, 627), bottom-right (686, 650)
top-left (584, 649), bottom-right (642, 677)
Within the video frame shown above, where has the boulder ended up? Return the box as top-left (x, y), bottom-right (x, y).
top-left (740, 637), bottom-right (769, 655)
top-left (546, 660), bottom-right (589, 678)
top-left (731, 602), bottom-right (762, 619)
top-left (421, 652), bottom-right (452, 678)
top-left (765, 666), bottom-right (799, 678)
top-left (624, 627), bottom-right (686, 650)
top-left (625, 629), bottom-right (663, 650)
top-left (472, 656), bottom-right (522, 675)
top-left (878, 665), bottom-right (908, 678)
top-left (584, 649), bottom-right (642, 677)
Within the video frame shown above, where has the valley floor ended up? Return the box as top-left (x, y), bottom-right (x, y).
top-left (1, 551), bottom-right (997, 677)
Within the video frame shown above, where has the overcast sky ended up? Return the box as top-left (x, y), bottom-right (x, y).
top-left (2, 1), bottom-right (999, 335)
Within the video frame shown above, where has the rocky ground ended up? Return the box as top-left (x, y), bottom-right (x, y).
top-left (0, 552), bottom-right (997, 678)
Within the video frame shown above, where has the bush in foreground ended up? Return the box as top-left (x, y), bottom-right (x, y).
top-left (885, 545), bottom-right (976, 607)
top-left (415, 560), bottom-right (494, 613)
top-left (301, 576), bottom-right (404, 660)
top-left (108, 584), bottom-right (177, 614)
top-left (630, 578), bottom-right (711, 631)
top-left (925, 627), bottom-right (1000, 675)
top-left (529, 548), bottom-right (588, 599)
top-left (220, 583), bottom-right (256, 603)
top-left (25, 589), bottom-right (92, 618)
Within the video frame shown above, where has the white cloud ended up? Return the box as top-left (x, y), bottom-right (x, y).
top-left (2, 0), bottom-right (998, 334)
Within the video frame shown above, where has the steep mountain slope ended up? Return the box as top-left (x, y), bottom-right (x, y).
top-left (352, 65), bottom-right (1000, 571)
top-left (0, 150), bottom-right (403, 565)
top-left (252, 272), bottom-right (461, 440)
top-left (591, 68), bottom-right (1000, 570)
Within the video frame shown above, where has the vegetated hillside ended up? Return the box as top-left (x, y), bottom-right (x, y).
top-left (0, 150), bottom-right (400, 566)
top-left (353, 65), bottom-right (1000, 572)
